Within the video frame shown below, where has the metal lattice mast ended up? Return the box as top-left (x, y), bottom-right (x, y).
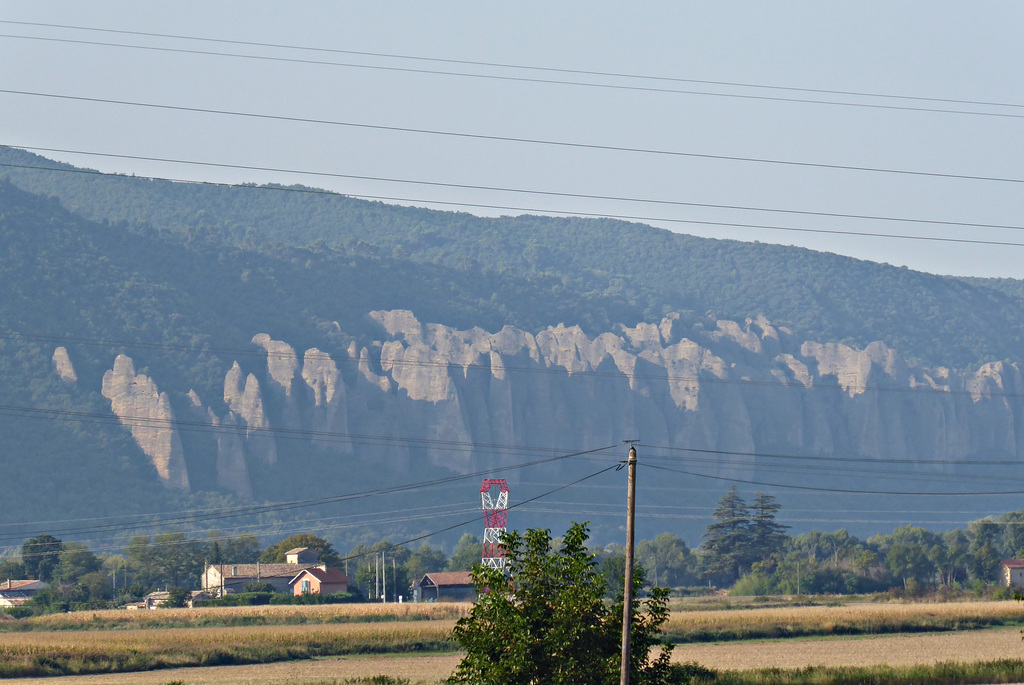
top-left (480, 479), bottom-right (510, 569)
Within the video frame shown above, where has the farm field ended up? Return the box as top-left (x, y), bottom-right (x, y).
top-left (3, 599), bottom-right (1024, 680)
top-left (662, 599), bottom-right (1024, 640)
top-left (8, 628), bottom-right (1024, 684)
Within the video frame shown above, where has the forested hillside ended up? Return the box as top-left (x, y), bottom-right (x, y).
top-left (4, 146), bottom-right (1024, 369)
top-left (5, 149), bottom-right (1024, 549)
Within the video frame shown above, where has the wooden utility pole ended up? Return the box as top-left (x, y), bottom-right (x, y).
top-left (620, 443), bottom-right (638, 685)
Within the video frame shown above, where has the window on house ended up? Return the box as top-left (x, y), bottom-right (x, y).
top-left (301, 579), bottom-right (311, 594)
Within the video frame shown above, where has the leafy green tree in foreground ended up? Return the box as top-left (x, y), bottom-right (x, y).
top-left (449, 522), bottom-right (680, 685)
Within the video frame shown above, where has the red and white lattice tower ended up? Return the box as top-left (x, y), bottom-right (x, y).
top-left (480, 479), bottom-right (510, 569)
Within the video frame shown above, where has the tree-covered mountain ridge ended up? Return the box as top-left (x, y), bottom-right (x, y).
top-left (5, 149), bottom-right (1024, 542)
top-left (3, 145), bottom-right (1024, 370)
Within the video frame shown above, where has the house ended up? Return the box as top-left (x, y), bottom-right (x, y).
top-left (411, 572), bottom-right (475, 602)
top-left (141, 590), bottom-right (212, 609)
top-left (0, 579), bottom-right (46, 607)
top-left (202, 561), bottom-right (319, 595)
top-left (999, 559), bottom-right (1024, 586)
top-left (285, 547), bottom-right (320, 565)
top-left (289, 566), bottom-right (350, 596)
top-left (202, 547), bottom-right (324, 595)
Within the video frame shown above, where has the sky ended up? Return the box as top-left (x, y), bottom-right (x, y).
top-left (2, 2), bottom-right (1024, 278)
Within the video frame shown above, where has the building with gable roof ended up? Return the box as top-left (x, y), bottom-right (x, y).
top-left (289, 566), bottom-right (350, 596)
top-left (999, 559), bottom-right (1024, 587)
top-left (411, 571), bottom-right (475, 602)
top-left (0, 579), bottom-right (47, 607)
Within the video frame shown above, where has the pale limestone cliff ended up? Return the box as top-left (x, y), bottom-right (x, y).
top-left (210, 409), bottom-right (254, 500)
top-left (223, 361), bottom-right (277, 465)
top-left (252, 334), bottom-right (302, 430)
top-left (84, 310), bottom-right (1024, 495)
top-left (101, 354), bottom-right (189, 490)
top-left (301, 347), bottom-right (350, 444)
top-left (51, 346), bottom-right (76, 383)
top-left (184, 389), bottom-right (252, 500)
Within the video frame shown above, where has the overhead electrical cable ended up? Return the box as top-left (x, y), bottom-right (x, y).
top-left (642, 454), bottom-right (1024, 487)
top-left (0, 32), bottom-right (1019, 120)
top-left (10, 144), bottom-right (1024, 234)
top-left (0, 402), bottom-right (607, 457)
top-left (3, 89), bottom-right (1023, 185)
top-left (638, 443), bottom-right (1024, 467)
top-left (3, 19), bottom-right (1022, 113)
top-left (338, 462), bottom-right (620, 565)
top-left (0, 443), bottom-right (618, 544)
top-left (640, 462), bottom-right (1024, 496)
top-left (20, 505), bottom-right (481, 557)
top-left (16, 462), bottom-right (621, 558)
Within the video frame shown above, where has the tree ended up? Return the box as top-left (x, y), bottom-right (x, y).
top-left (164, 586), bottom-right (189, 608)
top-left (0, 556), bottom-right (25, 581)
top-left (22, 534), bottom-right (64, 581)
top-left (125, 532), bottom-right (205, 589)
top-left (749, 492), bottom-right (789, 562)
top-left (349, 541), bottom-right (411, 602)
top-left (449, 522), bottom-right (679, 685)
top-left (701, 486), bottom-right (753, 583)
top-left (967, 519), bottom-right (1001, 581)
top-left (260, 533), bottom-right (342, 567)
top-left (404, 543), bottom-right (448, 581)
top-left (636, 533), bottom-right (696, 588)
top-left (446, 533), bottom-right (482, 571)
top-left (209, 533), bottom-right (261, 564)
top-left (53, 543), bottom-right (102, 585)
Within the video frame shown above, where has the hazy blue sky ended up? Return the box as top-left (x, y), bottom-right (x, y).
top-left (3, 2), bottom-right (1024, 277)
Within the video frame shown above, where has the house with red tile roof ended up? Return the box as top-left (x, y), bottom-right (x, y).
top-left (289, 566), bottom-right (350, 596)
top-left (999, 559), bottom-right (1024, 587)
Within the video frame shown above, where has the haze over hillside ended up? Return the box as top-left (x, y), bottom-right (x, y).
top-left (3, 149), bottom-right (1024, 550)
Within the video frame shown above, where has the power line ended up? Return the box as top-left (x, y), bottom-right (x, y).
top-left (12, 144), bottom-right (1024, 235)
top-left (338, 463), bottom-right (620, 566)
top-left (640, 462), bottom-right (1024, 496)
top-left (0, 401), bottom-right (613, 459)
top-left (4, 89), bottom-right (1023, 185)
top-left (644, 453), bottom-right (1024, 488)
top-left (638, 443), bottom-right (1024, 467)
top-left (4, 20), bottom-right (1022, 113)
top-left (2, 444), bottom-right (617, 544)
top-left (6, 157), bottom-right (1024, 249)
top-left (18, 462), bottom-right (620, 559)
top-left (1, 32), bottom-right (1021, 121)
top-left (6, 158), bottom-right (1024, 249)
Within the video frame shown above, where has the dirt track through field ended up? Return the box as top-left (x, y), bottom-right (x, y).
top-left (11, 627), bottom-right (1024, 684)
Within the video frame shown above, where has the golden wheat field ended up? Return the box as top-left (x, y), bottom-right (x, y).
top-left (661, 599), bottom-right (1024, 635)
top-left (18, 601), bottom-right (470, 629)
top-left (5, 599), bottom-right (1024, 682)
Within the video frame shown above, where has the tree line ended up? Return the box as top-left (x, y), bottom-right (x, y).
top-left (4, 487), bottom-right (1024, 613)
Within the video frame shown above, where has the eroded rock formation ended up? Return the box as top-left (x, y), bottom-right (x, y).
top-left (73, 310), bottom-right (1024, 498)
top-left (100, 354), bottom-right (189, 490)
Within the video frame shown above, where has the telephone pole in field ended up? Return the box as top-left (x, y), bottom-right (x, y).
top-left (620, 442), bottom-right (638, 685)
